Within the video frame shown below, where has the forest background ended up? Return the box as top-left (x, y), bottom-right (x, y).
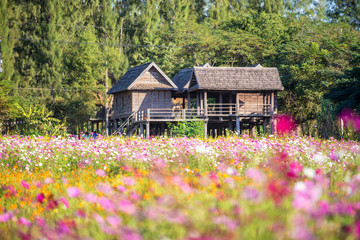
top-left (0, 0), bottom-right (359, 137)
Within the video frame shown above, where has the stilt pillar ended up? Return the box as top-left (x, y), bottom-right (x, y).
top-left (146, 121), bottom-right (150, 139)
top-left (140, 123), bottom-right (144, 138)
top-left (236, 117), bottom-right (240, 136)
top-left (204, 120), bottom-right (208, 137)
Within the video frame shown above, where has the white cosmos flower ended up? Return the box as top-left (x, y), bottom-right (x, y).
top-left (303, 168), bottom-right (315, 179)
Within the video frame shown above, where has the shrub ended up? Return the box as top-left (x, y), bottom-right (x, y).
top-left (168, 119), bottom-right (205, 138)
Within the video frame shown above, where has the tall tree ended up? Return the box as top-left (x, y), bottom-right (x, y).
top-left (327, 0), bottom-right (360, 28)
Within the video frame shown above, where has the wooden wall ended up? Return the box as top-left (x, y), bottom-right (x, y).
top-left (132, 91), bottom-right (172, 111)
top-left (132, 67), bottom-right (173, 90)
top-left (113, 92), bottom-right (132, 118)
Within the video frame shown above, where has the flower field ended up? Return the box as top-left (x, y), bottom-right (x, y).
top-left (0, 135), bottom-right (360, 240)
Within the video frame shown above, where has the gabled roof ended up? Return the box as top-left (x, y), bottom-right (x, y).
top-left (107, 62), bottom-right (177, 94)
top-left (172, 63), bottom-right (211, 91)
top-left (190, 67), bottom-right (284, 91)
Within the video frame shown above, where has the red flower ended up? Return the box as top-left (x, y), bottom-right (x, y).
top-left (267, 179), bottom-right (290, 204)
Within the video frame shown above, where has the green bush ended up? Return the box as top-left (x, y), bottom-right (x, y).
top-left (14, 104), bottom-right (67, 136)
top-left (168, 120), bottom-right (205, 138)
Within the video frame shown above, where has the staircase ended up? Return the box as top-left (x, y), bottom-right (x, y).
top-left (113, 112), bottom-right (139, 136)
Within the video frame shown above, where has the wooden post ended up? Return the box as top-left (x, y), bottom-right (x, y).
top-left (204, 91), bottom-right (208, 116)
top-left (229, 118), bottom-right (233, 132)
top-left (229, 92), bottom-right (233, 115)
top-left (236, 117), bottom-right (240, 136)
top-left (200, 92), bottom-right (204, 113)
top-left (204, 120), bottom-right (208, 137)
top-left (140, 123), bottom-right (144, 138)
top-left (182, 97), bottom-right (185, 109)
top-left (161, 123), bottom-right (165, 136)
top-left (250, 123), bottom-right (256, 137)
top-left (197, 92), bottom-right (200, 115)
top-left (263, 119), bottom-right (267, 135)
top-left (187, 92), bottom-right (191, 109)
top-left (219, 92), bottom-right (223, 115)
top-left (236, 93), bottom-right (239, 115)
top-left (270, 91), bottom-right (275, 135)
top-left (146, 121), bottom-right (150, 139)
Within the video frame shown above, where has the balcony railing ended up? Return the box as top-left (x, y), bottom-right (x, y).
top-left (130, 104), bottom-right (271, 122)
top-left (207, 103), bottom-right (271, 116)
top-left (133, 109), bottom-right (205, 122)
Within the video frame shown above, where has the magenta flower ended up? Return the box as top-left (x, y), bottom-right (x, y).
top-left (0, 212), bottom-right (13, 222)
top-left (21, 180), bottom-right (30, 189)
top-left (117, 185), bottom-right (127, 193)
top-left (19, 217), bottom-right (31, 227)
top-left (275, 114), bottom-right (297, 135)
top-left (59, 197), bottom-right (69, 208)
top-left (37, 193), bottom-right (45, 203)
top-left (339, 108), bottom-right (360, 133)
top-left (67, 187), bottom-right (80, 198)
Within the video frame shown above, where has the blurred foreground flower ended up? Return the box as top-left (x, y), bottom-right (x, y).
top-left (339, 108), bottom-right (360, 133)
top-left (275, 114), bottom-right (297, 135)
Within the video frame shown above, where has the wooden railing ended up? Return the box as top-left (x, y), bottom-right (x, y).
top-left (207, 103), bottom-right (271, 116)
top-left (129, 104), bottom-right (271, 122)
top-left (133, 109), bottom-right (205, 122)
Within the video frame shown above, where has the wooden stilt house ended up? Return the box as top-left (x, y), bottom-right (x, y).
top-left (108, 62), bottom-right (283, 138)
top-left (172, 64), bottom-right (284, 137)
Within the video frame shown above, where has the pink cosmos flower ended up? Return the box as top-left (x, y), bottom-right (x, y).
top-left (123, 177), bottom-right (136, 186)
top-left (35, 217), bottom-right (47, 228)
top-left (99, 197), bottom-right (116, 212)
top-left (95, 169), bottom-right (106, 177)
top-left (245, 168), bottom-right (266, 184)
top-left (213, 215), bottom-right (238, 231)
top-left (118, 200), bottom-right (136, 215)
top-left (107, 216), bottom-right (122, 228)
top-left (21, 180), bottom-right (30, 189)
top-left (84, 193), bottom-right (98, 203)
top-left (19, 217), bottom-right (31, 227)
top-left (293, 181), bottom-right (322, 212)
top-left (67, 187), bottom-right (80, 198)
top-left (59, 197), bottom-right (69, 208)
top-left (0, 212), bottom-right (13, 222)
top-left (97, 183), bottom-right (114, 195)
top-left (287, 162), bottom-right (303, 179)
top-left (117, 185), bottom-right (127, 193)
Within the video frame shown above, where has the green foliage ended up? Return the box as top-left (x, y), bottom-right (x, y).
top-left (168, 120), bottom-right (205, 138)
top-left (14, 104), bottom-right (67, 136)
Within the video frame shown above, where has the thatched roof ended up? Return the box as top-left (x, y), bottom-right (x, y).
top-left (191, 67), bottom-right (283, 91)
top-left (108, 62), bottom-right (177, 94)
top-left (172, 64), bottom-right (283, 91)
top-left (172, 63), bottom-right (211, 91)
